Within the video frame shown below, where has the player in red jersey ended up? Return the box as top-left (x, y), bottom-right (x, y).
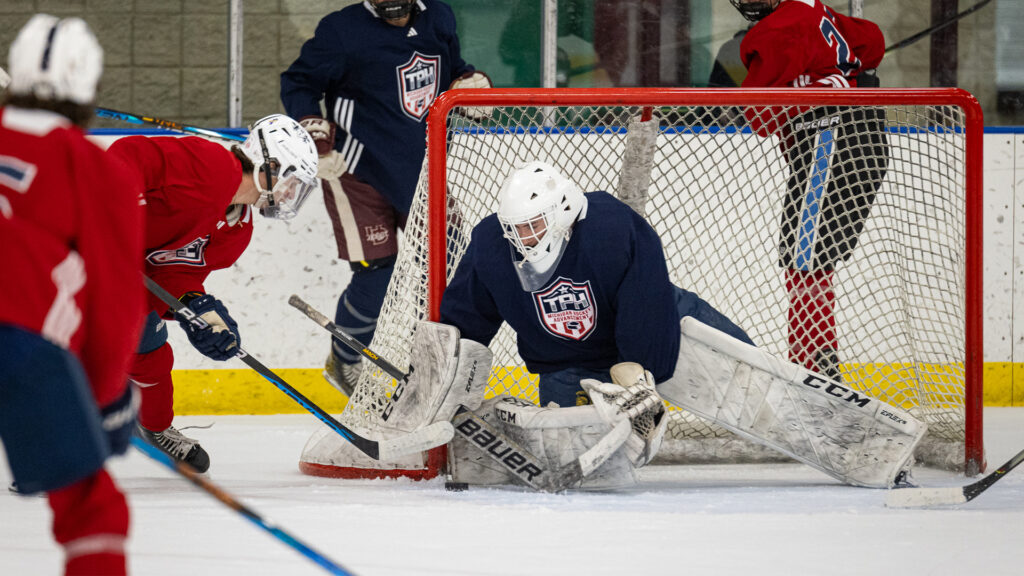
top-left (732, 0), bottom-right (889, 380)
top-left (0, 15), bottom-right (144, 576)
top-left (108, 114), bottom-right (318, 472)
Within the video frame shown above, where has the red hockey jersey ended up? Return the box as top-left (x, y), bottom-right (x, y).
top-left (740, 0), bottom-right (885, 135)
top-left (107, 136), bottom-right (251, 316)
top-left (0, 106), bottom-right (144, 406)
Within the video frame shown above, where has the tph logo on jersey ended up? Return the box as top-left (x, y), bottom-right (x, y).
top-left (533, 278), bottom-right (597, 341)
top-left (145, 236), bottom-right (210, 267)
top-left (396, 52), bottom-right (440, 121)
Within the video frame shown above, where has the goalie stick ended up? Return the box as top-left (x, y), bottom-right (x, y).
top-left (94, 107), bottom-right (247, 142)
top-left (131, 437), bottom-right (354, 576)
top-left (885, 447), bottom-right (1024, 508)
top-left (288, 294), bottom-right (630, 492)
top-left (144, 276), bottom-right (452, 462)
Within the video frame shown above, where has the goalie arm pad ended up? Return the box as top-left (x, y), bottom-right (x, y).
top-left (582, 362), bottom-right (668, 467)
top-left (380, 321), bottom-right (491, 431)
top-left (448, 71), bottom-right (493, 120)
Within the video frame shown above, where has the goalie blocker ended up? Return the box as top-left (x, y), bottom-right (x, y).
top-left (661, 317), bottom-right (926, 488)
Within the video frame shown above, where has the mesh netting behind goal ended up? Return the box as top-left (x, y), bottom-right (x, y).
top-left (302, 88), bottom-right (983, 480)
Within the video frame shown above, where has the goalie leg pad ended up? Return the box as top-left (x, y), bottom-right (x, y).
top-left (381, 321), bottom-right (492, 432)
top-left (449, 396), bottom-right (638, 490)
top-left (658, 317), bottom-right (926, 488)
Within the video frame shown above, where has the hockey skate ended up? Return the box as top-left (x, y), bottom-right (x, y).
top-left (323, 354), bottom-right (361, 397)
top-left (136, 424), bottom-right (210, 473)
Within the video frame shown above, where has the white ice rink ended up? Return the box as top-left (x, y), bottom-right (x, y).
top-left (2, 408), bottom-right (1022, 576)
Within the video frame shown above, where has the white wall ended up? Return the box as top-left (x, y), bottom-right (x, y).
top-left (94, 131), bottom-right (1020, 370)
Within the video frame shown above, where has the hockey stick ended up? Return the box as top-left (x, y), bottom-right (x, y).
top-left (131, 437), bottom-right (354, 575)
top-left (94, 107), bottom-right (246, 142)
top-left (885, 0), bottom-right (992, 54)
top-left (885, 447), bottom-right (1024, 508)
top-left (287, 294), bottom-right (631, 492)
top-left (143, 276), bottom-right (453, 462)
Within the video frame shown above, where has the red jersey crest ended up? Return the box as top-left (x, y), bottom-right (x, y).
top-left (533, 278), bottom-right (597, 341)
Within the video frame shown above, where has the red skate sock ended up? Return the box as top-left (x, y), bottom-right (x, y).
top-left (786, 268), bottom-right (837, 371)
top-left (49, 470), bottom-right (129, 576)
top-left (130, 342), bottom-right (176, 432)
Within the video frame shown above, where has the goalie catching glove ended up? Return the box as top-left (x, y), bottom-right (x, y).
top-left (175, 292), bottom-right (240, 361)
top-left (448, 71), bottom-right (493, 120)
top-left (582, 362), bottom-right (668, 467)
top-left (448, 362), bottom-right (666, 491)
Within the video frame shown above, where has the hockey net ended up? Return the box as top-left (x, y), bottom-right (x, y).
top-left (300, 88), bottom-right (984, 480)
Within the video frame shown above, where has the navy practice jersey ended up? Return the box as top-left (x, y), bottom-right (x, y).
top-left (440, 192), bottom-right (681, 383)
top-left (281, 0), bottom-right (473, 213)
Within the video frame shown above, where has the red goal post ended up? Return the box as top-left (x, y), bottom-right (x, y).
top-left (300, 87), bottom-right (984, 480)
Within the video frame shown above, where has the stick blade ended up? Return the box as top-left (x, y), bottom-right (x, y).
top-left (377, 421), bottom-right (454, 461)
top-left (884, 486), bottom-right (967, 508)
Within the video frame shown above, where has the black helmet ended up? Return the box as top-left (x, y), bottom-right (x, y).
top-left (729, 0), bottom-right (779, 22)
top-left (371, 0), bottom-right (416, 22)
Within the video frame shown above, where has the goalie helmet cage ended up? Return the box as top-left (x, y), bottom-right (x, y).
top-left (299, 88), bottom-right (983, 481)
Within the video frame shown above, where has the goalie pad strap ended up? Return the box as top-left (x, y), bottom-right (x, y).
top-left (658, 317), bottom-right (926, 488)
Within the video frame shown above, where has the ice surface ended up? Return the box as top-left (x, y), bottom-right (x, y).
top-left (2, 408), bottom-right (1022, 576)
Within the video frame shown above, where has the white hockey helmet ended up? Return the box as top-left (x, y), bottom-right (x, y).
top-left (7, 14), bottom-right (103, 105)
top-left (241, 114), bottom-right (319, 220)
top-left (497, 161), bottom-right (587, 267)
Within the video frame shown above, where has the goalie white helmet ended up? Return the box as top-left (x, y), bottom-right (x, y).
top-left (7, 14), bottom-right (103, 105)
top-left (240, 114), bottom-right (319, 220)
top-left (497, 162), bottom-right (587, 289)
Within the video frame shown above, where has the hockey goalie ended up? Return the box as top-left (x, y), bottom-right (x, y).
top-left (302, 162), bottom-right (925, 490)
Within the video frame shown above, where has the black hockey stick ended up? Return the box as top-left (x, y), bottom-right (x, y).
top-left (287, 294), bottom-right (630, 493)
top-left (131, 437), bottom-right (355, 575)
top-left (885, 447), bottom-right (1024, 507)
top-left (95, 107), bottom-right (247, 142)
top-left (885, 0), bottom-right (992, 54)
top-left (143, 276), bottom-right (453, 462)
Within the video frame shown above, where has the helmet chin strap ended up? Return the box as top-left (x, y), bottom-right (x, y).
top-left (256, 128), bottom-right (278, 209)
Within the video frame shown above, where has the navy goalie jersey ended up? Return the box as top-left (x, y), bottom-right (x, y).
top-left (280, 0), bottom-right (474, 213)
top-left (440, 192), bottom-right (682, 382)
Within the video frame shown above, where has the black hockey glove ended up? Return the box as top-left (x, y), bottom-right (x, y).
top-left (100, 384), bottom-right (138, 456)
top-left (175, 291), bottom-right (241, 361)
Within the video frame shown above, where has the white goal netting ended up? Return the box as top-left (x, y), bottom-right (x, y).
top-left (303, 89), bottom-right (983, 478)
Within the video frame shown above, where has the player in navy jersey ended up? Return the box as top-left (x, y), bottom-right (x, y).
top-left (0, 15), bottom-right (143, 575)
top-left (733, 0), bottom-right (889, 380)
top-left (281, 0), bottom-right (491, 395)
top-left (440, 162), bottom-right (752, 408)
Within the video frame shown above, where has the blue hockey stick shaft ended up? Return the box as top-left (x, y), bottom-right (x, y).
top-left (95, 107), bottom-right (246, 142)
top-left (143, 276), bottom-right (384, 458)
top-left (131, 437), bottom-right (354, 575)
